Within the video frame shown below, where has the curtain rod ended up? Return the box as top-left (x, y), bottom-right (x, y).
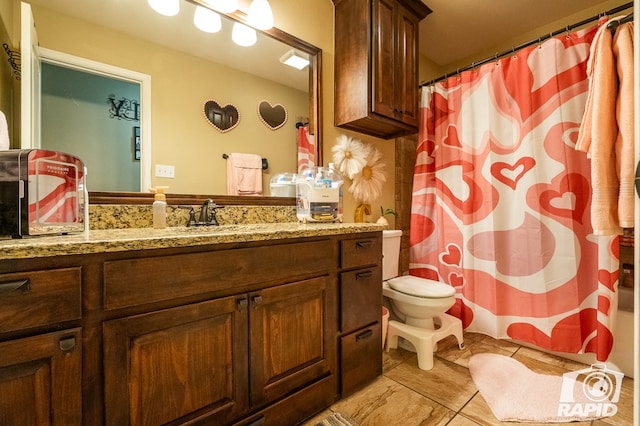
top-left (419, 1), bottom-right (634, 88)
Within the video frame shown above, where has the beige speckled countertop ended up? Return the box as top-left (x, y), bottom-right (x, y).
top-left (0, 222), bottom-right (385, 260)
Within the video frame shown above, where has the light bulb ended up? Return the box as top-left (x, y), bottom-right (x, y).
top-left (148, 0), bottom-right (180, 16)
top-left (232, 22), bottom-right (257, 47)
top-left (205, 0), bottom-right (238, 14)
top-left (247, 0), bottom-right (273, 30)
top-left (194, 6), bottom-right (222, 33)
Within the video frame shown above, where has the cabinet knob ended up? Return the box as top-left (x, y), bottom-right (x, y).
top-left (59, 336), bottom-right (76, 354)
top-left (252, 295), bottom-right (263, 308)
top-left (237, 298), bottom-right (248, 311)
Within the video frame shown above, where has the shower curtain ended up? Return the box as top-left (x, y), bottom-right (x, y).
top-left (411, 23), bottom-right (619, 361)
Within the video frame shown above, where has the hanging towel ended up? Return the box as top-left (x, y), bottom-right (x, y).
top-left (0, 110), bottom-right (10, 150)
top-left (612, 21), bottom-right (635, 228)
top-left (226, 153), bottom-right (263, 196)
top-left (575, 21), bottom-right (621, 235)
top-left (297, 125), bottom-right (315, 173)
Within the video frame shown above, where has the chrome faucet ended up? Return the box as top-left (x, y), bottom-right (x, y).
top-left (187, 199), bottom-right (224, 226)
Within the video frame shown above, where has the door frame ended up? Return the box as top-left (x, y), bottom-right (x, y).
top-left (39, 47), bottom-right (152, 192)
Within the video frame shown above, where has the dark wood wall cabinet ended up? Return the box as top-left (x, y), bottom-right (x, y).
top-left (0, 231), bottom-right (382, 425)
top-left (334, 0), bottom-right (431, 139)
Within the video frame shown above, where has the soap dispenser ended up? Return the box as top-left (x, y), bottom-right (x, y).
top-left (150, 187), bottom-right (168, 229)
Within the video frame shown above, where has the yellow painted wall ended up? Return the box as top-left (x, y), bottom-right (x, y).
top-left (29, 5), bottom-right (308, 195)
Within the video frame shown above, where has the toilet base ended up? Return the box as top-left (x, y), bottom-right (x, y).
top-left (385, 313), bottom-right (464, 370)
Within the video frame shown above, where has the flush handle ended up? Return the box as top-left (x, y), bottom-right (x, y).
top-left (0, 279), bottom-right (30, 295)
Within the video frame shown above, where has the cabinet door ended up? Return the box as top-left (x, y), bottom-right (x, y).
top-left (103, 297), bottom-right (249, 426)
top-left (372, 0), bottom-right (421, 126)
top-left (372, 0), bottom-right (397, 120)
top-left (0, 328), bottom-right (82, 426)
top-left (395, 3), bottom-right (421, 127)
top-left (249, 277), bottom-right (330, 407)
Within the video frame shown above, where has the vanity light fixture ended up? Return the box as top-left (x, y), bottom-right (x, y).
top-left (148, 0), bottom-right (180, 16)
top-left (205, 0), bottom-right (238, 14)
top-left (247, 0), bottom-right (273, 30)
top-left (194, 6), bottom-right (222, 33)
top-left (232, 22), bottom-right (257, 47)
top-left (279, 49), bottom-right (310, 70)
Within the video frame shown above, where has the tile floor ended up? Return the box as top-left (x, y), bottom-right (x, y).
top-left (304, 332), bottom-right (634, 425)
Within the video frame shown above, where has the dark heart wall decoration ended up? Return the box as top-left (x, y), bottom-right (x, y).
top-left (257, 100), bottom-right (288, 130)
top-left (203, 100), bottom-right (240, 133)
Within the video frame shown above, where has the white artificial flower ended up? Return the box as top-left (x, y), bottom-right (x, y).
top-left (349, 146), bottom-right (386, 204)
top-left (331, 134), bottom-right (369, 178)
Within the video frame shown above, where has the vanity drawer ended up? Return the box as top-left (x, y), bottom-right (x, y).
top-left (340, 236), bottom-right (382, 269)
top-left (0, 268), bottom-right (82, 334)
top-left (340, 323), bottom-right (382, 397)
top-left (103, 240), bottom-right (334, 310)
top-left (340, 266), bottom-right (382, 333)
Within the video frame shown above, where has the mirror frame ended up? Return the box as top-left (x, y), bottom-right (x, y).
top-left (88, 0), bottom-right (323, 205)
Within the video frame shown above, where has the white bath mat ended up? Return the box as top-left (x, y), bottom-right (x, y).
top-left (469, 353), bottom-right (620, 423)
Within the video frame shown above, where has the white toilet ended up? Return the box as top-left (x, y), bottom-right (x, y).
top-left (382, 230), bottom-right (464, 370)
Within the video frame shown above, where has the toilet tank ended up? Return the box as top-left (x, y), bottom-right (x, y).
top-left (382, 230), bottom-right (402, 280)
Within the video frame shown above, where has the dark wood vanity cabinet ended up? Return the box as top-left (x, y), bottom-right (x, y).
top-left (338, 237), bottom-right (384, 396)
top-left (0, 268), bottom-right (82, 425)
top-left (0, 230), bottom-right (383, 425)
top-left (334, 0), bottom-right (431, 139)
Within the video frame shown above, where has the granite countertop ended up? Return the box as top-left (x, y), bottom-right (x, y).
top-left (0, 222), bottom-right (385, 260)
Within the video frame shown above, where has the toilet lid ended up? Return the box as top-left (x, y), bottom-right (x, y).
top-left (387, 276), bottom-right (455, 298)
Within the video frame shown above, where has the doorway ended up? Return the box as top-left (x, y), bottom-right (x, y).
top-left (41, 62), bottom-right (141, 192)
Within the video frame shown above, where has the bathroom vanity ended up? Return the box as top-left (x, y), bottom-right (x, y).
top-left (0, 223), bottom-right (383, 425)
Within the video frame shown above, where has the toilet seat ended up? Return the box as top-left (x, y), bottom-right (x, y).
top-left (387, 276), bottom-right (455, 298)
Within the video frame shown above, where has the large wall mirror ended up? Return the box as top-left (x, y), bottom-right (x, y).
top-left (19, 0), bottom-right (322, 203)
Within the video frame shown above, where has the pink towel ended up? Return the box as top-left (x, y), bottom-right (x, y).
top-left (612, 22), bottom-right (635, 228)
top-left (575, 21), bottom-right (621, 235)
top-left (226, 153), bottom-right (263, 196)
top-left (297, 125), bottom-right (316, 173)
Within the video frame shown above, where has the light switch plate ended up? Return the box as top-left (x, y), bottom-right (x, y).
top-left (155, 164), bottom-right (175, 178)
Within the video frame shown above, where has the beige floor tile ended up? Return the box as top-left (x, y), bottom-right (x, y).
top-left (437, 333), bottom-right (518, 369)
top-left (513, 346), bottom-right (589, 372)
top-left (316, 331), bottom-right (634, 426)
top-left (330, 375), bottom-right (455, 426)
top-left (384, 351), bottom-right (477, 412)
top-left (383, 347), bottom-right (415, 374)
top-left (447, 413), bottom-right (483, 425)
top-left (300, 408), bottom-right (334, 425)
top-left (459, 393), bottom-right (505, 426)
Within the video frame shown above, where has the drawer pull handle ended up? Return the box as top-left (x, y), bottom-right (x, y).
top-left (356, 240), bottom-right (373, 249)
top-left (355, 271), bottom-right (373, 280)
top-left (0, 279), bottom-right (30, 294)
top-left (237, 298), bottom-right (248, 311)
top-left (252, 295), bottom-right (263, 308)
top-left (356, 329), bottom-right (373, 342)
top-left (59, 336), bottom-right (76, 354)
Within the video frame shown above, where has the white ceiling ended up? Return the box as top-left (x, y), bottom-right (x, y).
top-left (419, 0), bottom-right (627, 67)
top-left (26, 0), bottom-right (632, 89)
